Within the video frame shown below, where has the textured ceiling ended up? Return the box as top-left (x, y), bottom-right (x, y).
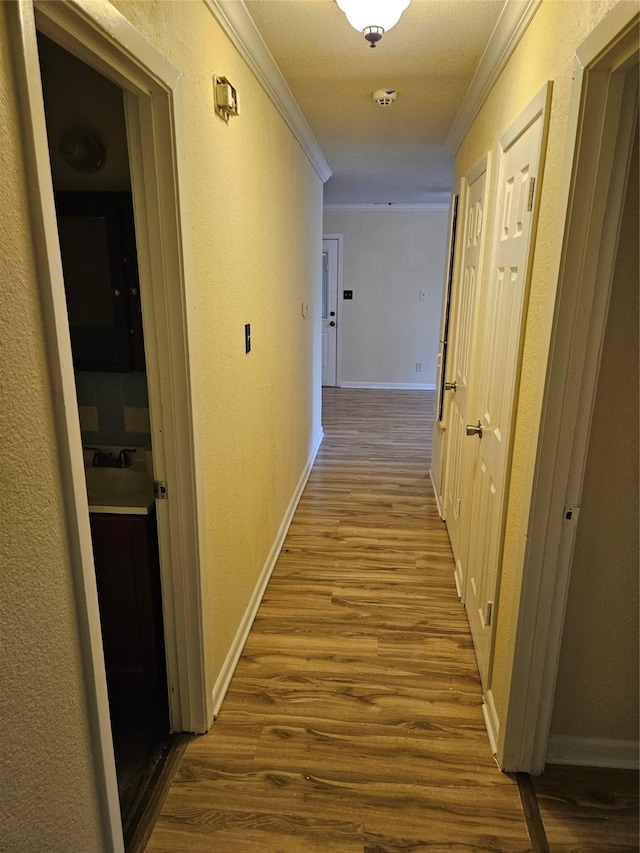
top-left (245, 0), bottom-right (505, 204)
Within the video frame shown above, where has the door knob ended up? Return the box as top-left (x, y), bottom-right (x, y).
top-left (329, 321), bottom-right (335, 327)
top-left (466, 420), bottom-right (483, 437)
top-left (444, 381), bottom-right (457, 392)
top-left (330, 311), bottom-right (335, 317)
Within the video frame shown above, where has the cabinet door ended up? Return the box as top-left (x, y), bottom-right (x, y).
top-left (90, 513), bottom-right (161, 683)
top-left (55, 192), bottom-right (144, 372)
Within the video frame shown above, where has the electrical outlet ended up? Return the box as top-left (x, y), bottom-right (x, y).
top-left (416, 362), bottom-right (422, 372)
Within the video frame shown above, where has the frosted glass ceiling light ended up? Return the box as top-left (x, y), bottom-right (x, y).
top-left (336, 0), bottom-right (411, 48)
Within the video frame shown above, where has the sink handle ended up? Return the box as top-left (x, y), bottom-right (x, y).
top-left (84, 446), bottom-right (112, 467)
top-left (118, 448), bottom-right (137, 468)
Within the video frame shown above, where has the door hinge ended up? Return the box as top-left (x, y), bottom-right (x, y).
top-left (154, 480), bottom-right (168, 500)
top-left (526, 177), bottom-right (536, 212)
top-left (485, 601), bottom-right (493, 627)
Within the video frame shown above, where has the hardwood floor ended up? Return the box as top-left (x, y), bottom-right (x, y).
top-left (532, 765), bottom-right (639, 852)
top-left (144, 388), bottom-right (638, 852)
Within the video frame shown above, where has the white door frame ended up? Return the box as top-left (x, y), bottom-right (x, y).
top-left (498, 3), bottom-right (639, 774)
top-left (10, 1), bottom-right (209, 846)
top-left (322, 233), bottom-right (344, 387)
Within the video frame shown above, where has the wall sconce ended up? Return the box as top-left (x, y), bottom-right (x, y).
top-left (336, 0), bottom-right (411, 48)
top-left (214, 76), bottom-right (239, 122)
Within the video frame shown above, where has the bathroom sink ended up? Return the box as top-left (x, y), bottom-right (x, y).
top-left (85, 466), bottom-right (155, 514)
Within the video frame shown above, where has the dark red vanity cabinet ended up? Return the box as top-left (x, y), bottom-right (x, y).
top-left (89, 510), bottom-right (163, 683)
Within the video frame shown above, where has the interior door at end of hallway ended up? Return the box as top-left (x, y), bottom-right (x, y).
top-left (322, 238), bottom-right (338, 386)
top-left (464, 87), bottom-right (550, 687)
top-left (443, 158), bottom-right (490, 599)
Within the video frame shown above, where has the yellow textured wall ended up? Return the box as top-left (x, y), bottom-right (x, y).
top-left (108, 0), bottom-right (324, 693)
top-left (451, 0), bottom-right (621, 748)
top-left (0, 5), bottom-right (104, 849)
top-left (550, 131), bottom-right (639, 741)
top-left (2, 0), bottom-right (322, 846)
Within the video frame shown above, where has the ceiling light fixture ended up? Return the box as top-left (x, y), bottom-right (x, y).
top-left (336, 0), bottom-right (411, 48)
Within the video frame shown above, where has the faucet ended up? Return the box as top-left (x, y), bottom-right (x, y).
top-left (84, 447), bottom-right (113, 467)
top-left (117, 448), bottom-right (136, 468)
top-left (84, 447), bottom-right (136, 468)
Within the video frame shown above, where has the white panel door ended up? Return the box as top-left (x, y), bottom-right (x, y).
top-left (443, 158), bottom-right (489, 597)
top-left (322, 238), bottom-right (338, 386)
top-left (464, 87), bottom-right (550, 687)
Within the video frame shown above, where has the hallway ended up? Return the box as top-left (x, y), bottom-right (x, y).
top-left (146, 388), bottom-right (531, 851)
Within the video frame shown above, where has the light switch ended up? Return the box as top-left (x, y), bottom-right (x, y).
top-left (419, 290), bottom-right (427, 301)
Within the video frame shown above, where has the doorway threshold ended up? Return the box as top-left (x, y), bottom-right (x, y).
top-left (123, 730), bottom-right (190, 853)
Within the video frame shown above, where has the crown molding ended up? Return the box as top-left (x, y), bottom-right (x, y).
top-left (447, 0), bottom-right (543, 153)
top-left (324, 201), bottom-right (450, 212)
top-left (203, 0), bottom-right (332, 183)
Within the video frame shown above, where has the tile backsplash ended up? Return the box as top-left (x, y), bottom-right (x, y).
top-left (76, 371), bottom-right (151, 448)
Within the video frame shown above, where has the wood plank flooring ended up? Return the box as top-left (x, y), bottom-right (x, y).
top-left (532, 765), bottom-right (639, 852)
top-left (147, 389), bottom-right (532, 851)
top-left (144, 388), bottom-right (637, 852)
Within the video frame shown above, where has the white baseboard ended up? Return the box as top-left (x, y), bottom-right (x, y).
top-left (546, 734), bottom-right (639, 769)
top-left (454, 558), bottom-right (464, 601)
top-left (429, 468), bottom-right (445, 519)
top-left (483, 689), bottom-right (500, 758)
top-left (341, 381), bottom-right (436, 390)
top-left (210, 427), bottom-right (324, 719)
top-left (453, 568), bottom-right (462, 600)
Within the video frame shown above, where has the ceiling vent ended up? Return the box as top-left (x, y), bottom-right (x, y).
top-left (373, 89), bottom-right (397, 106)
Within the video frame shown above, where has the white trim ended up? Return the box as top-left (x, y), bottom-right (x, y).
top-left (482, 690), bottom-right (500, 757)
top-left (499, 83), bottom-right (551, 152)
top-left (547, 736), bottom-right (640, 770)
top-left (453, 568), bottom-right (462, 599)
top-left (341, 382), bottom-right (436, 391)
top-left (447, 0), bottom-right (542, 153)
top-left (204, 0), bottom-right (331, 183)
top-left (211, 428), bottom-right (324, 718)
top-left (453, 558), bottom-right (463, 602)
top-left (123, 93), bottom-right (209, 734)
top-left (429, 468), bottom-right (445, 520)
top-left (465, 152), bottom-right (491, 188)
top-left (323, 202), bottom-right (450, 212)
top-left (499, 6), bottom-right (639, 775)
top-left (34, 0), bottom-right (181, 91)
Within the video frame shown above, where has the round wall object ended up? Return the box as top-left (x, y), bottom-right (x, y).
top-left (59, 129), bottom-right (105, 172)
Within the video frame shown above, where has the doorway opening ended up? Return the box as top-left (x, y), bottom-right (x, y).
top-left (499, 9), bottom-right (639, 774)
top-left (36, 31), bottom-right (175, 847)
top-left (322, 235), bottom-right (342, 387)
top-left (13, 1), bottom-right (208, 845)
